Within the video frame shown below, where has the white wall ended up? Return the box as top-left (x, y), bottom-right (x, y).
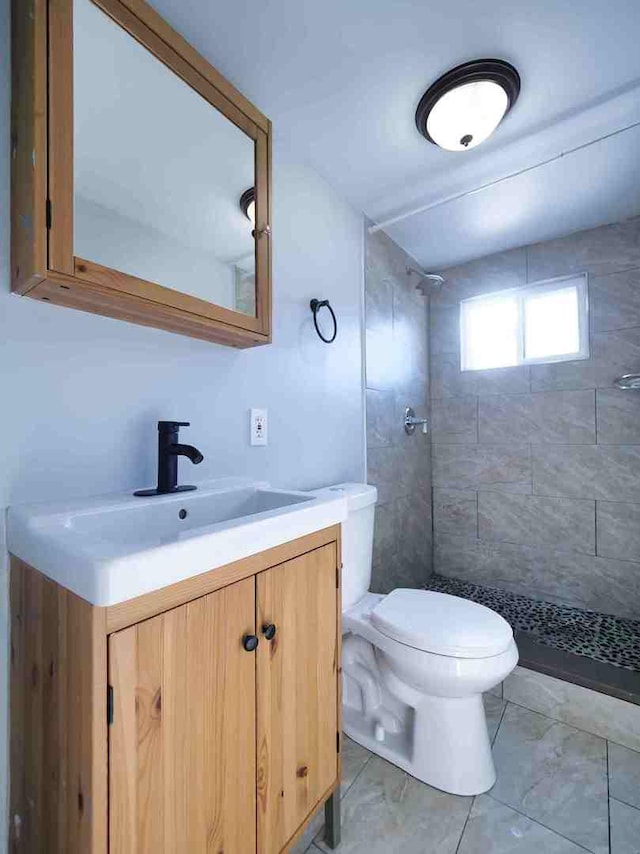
top-left (0, 0), bottom-right (366, 843)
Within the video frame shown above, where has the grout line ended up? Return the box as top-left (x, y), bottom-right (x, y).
top-left (491, 698), bottom-right (508, 746)
top-left (311, 746), bottom-right (374, 850)
top-left (485, 793), bottom-right (595, 852)
top-left (454, 795), bottom-right (475, 854)
top-left (609, 794), bottom-right (640, 813)
top-left (502, 695), bottom-right (619, 744)
top-left (340, 747), bottom-right (373, 802)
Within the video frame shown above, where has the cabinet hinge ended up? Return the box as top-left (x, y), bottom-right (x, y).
top-left (336, 731), bottom-right (340, 753)
top-left (336, 566), bottom-right (340, 589)
top-left (45, 199), bottom-right (52, 230)
top-left (107, 685), bottom-right (114, 725)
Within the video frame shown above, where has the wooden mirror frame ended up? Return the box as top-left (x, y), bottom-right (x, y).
top-left (12, 0), bottom-right (272, 348)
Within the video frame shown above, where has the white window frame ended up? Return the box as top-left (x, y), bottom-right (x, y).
top-left (459, 273), bottom-right (590, 372)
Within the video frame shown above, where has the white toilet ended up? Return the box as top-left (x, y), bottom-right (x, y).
top-left (312, 482), bottom-right (518, 796)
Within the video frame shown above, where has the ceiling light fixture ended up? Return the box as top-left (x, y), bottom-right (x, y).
top-left (239, 187), bottom-right (255, 224)
top-left (415, 59), bottom-right (520, 152)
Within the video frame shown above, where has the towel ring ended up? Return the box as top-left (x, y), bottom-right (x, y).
top-left (310, 298), bottom-right (337, 344)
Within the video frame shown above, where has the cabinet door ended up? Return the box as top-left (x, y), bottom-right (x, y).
top-left (256, 543), bottom-right (340, 853)
top-left (108, 577), bottom-right (256, 853)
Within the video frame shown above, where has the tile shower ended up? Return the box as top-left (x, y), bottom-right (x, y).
top-left (365, 224), bottom-right (432, 593)
top-left (365, 216), bottom-right (640, 696)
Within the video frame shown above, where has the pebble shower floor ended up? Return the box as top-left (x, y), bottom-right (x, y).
top-left (425, 574), bottom-right (640, 671)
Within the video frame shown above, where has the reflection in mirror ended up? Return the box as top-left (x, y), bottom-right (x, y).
top-left (73, 0), bottom-right (257, 316)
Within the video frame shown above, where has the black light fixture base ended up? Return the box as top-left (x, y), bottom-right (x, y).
top-left (415, 58), bottom-right (521, 145)
top-left (133, 484), bottom-right (198, 497)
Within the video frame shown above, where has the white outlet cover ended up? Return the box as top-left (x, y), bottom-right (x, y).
top-left (250, 408), bottom-right (268, 446)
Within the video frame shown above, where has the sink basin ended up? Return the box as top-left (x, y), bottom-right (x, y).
top-left (7, 477), bottom-right (348, 606)
top-left (69, 485), bottom-right (314, 548)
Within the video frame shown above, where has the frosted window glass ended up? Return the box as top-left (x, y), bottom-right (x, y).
top-left (461, 294), bottom-right (519, 370)
top-left (524, 286), bottom-right (580, 359)
top-left (460, 275), bottom-right (588, 372)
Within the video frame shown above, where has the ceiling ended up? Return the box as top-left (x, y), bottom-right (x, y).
top-left (142, 0), bottom-right (640, 268)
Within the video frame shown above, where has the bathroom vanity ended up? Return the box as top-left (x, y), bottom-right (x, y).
top-left (8, 481), bottom-right (346, 853)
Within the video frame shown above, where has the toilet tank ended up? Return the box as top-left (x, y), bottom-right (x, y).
top-left (309, 483), bottom-right (377, 610)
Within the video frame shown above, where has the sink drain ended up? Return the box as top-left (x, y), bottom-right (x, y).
top-left (178, 508), bottom-right (188, 520)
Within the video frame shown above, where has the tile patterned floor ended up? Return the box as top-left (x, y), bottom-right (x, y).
top-left (297, 696), bottom-right (640, 854)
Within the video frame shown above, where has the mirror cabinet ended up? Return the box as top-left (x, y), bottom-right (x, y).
top-left (12, 0), bottom-right (272, 347)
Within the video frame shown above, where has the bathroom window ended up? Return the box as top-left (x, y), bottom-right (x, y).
top-left (460, 274), bottom-right (589, 371)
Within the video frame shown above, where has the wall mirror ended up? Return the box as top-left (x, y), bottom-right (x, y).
top-left (12, 0), bottom-right (272, 347)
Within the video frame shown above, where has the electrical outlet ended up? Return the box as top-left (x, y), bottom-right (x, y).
top-left (250, 408), bottom-right (268, 446)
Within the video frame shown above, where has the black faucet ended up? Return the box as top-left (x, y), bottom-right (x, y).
top-left (134, 421), bottom-right (204, 496)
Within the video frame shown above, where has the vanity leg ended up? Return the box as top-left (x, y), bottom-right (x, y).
top-left (324, 788), bottom-right (341, 849)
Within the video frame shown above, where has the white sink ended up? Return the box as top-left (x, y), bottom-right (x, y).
top-left (7, 477), bottom-right (348, 606)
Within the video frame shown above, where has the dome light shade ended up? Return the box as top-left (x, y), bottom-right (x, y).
top-left (416, 59), bottom-right (520, 152)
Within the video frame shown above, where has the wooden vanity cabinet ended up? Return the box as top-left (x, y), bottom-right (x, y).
top-left (10, 527), bottom-right (342, 853)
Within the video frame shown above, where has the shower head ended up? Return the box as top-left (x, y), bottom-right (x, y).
top-left (406, 267), bottom-right (445, 295)
top-left (614, 374), bottom-right (640, 390)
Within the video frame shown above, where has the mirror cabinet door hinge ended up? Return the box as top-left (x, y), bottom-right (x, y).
top-left (107, 685), bottom-right (114, 725)
top-left (336, 731), bottom-right (341, 753)
top-left (336, 566), bottom-right (340, 588)
top-left (45, 199), bottom-right (52, 230)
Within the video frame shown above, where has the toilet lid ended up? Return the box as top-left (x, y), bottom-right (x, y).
top-left (371, 589), bottom-right (513, 658)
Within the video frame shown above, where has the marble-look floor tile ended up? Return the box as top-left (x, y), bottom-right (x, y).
top-left (488, 681), bottom-right (504, 700)
top-left (341, 736), bottom-right (372, 793)
top-left (289, 805), bottom-right (325, 854)
top-left (491, 704), bottom-right (609, 853)
top-left (609, 798), bottom-right (640, 854)
top-left (484, 693), bottom-right (506, 743)
top-left (503, 666), bottom-right (640, 752)
top-left (314, 755), bottom-right (471, 854)
top-left (289, 738), bottom-right (373, 854)
top-left (457, 795), bottom-right (588, 854)
top-left (608, 741), bottom-right (640, 810)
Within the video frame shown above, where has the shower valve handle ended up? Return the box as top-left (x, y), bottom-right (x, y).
top-left (404, 407), bottom-right (429, 435)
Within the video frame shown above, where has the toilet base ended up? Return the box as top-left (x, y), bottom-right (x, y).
top-left (343, 689), bottom-right (496, 796)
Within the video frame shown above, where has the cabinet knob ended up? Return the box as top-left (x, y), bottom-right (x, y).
top-left (262, 623), bottom-right (277, 641)
top-left (242, 634), bottom-right (259, 652)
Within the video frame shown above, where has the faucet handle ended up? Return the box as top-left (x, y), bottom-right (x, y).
top-left (158, 420), bottom-right (190, 431)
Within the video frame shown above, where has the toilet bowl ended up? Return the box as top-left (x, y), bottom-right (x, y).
top-left (310, 483), bottom-right (518, 796)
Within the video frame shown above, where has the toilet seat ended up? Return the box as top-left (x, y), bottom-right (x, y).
top-left (370, 588), bottom-right (513, 658)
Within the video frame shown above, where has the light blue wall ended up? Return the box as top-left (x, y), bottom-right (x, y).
top-left (0, 0), bottom-right (366, 843)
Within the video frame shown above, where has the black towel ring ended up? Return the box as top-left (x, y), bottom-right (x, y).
top-left (310, 298), bottom-right (338, 344)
